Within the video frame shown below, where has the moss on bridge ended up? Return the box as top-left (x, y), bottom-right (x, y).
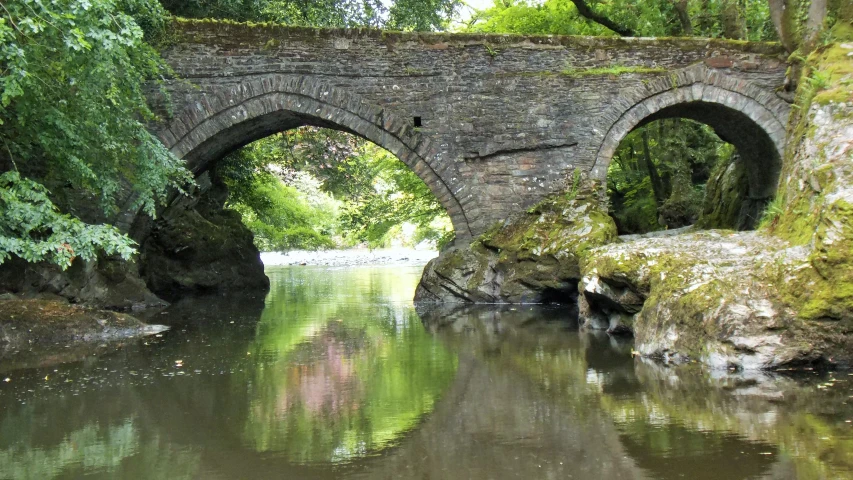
top-left (164, 16), bottom-right (785, 56)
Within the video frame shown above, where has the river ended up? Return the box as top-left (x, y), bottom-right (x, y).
top-left (0, 264), bottom-right (852, 479)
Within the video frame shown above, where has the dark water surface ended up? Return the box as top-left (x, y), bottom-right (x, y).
top-left (1, 265), bottom-right (853, 479)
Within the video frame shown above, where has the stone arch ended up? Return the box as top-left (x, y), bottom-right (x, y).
top-left (156, 75), bottom-right (473, 240)
top-left (591, 64), bottom-right (790, 204)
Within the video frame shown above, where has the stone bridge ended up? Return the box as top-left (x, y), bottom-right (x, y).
top-left (156, 19), bottom-right (791, 242)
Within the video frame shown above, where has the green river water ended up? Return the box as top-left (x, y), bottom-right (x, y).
top-left (0, 265), bottom-right (852, 479)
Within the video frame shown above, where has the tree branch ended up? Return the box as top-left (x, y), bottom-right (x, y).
top-left (569, 0), bottom-right (635, 37)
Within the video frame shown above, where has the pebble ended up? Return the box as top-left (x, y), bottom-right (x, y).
top-left (261, 248), bottom-right (437, 267)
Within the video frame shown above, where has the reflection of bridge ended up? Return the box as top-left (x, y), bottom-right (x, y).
top-left (0, 301), bottom-right (821, 479)
top-left (156, 20), bottom-right (790, 241)
top-left (349, 352), bottom-right (647, 479)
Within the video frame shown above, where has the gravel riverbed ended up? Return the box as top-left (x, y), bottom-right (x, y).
top-left (261, 247), bottom-right (438, 267)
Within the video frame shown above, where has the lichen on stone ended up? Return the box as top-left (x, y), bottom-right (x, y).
top-left (415, 170), bottom-right (618, 304)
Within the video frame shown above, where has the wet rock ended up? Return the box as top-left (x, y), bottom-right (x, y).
top-left (415, 172), bottom-right (618, 304)
top-left (0, 298), bottom-right (168, 361)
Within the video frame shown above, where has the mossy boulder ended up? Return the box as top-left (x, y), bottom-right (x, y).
top-left (415, 172), bottom-right (618, 303)
top-left (578, 231), bottom-right (840, 368)
top-left (579, 97), bottom-right (853, 369)
top-left (0, 255), bottom-right (166, 310)
top-left (139, 179), bottom-right (269, 300)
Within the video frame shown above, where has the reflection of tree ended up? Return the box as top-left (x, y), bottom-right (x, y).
top-left (0, 421), bottom-right (201, 480)
top-left (241, 266), bottom-right (458, 463)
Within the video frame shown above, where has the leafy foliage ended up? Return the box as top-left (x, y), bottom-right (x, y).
top-left (0, 172), bottom-right (135, 268)
top-left (160, 0), bottom-right (461, 30)
top-left (468, 0), bottom-right (775, 40)
top-left (336, 144), bottom-right (452, 249)
top-left (606, 120), bottom-right (730, 234)
top-left (217, 128), bottom-right (452, 251)
top-left (0, 0), bottom-right (191, 267)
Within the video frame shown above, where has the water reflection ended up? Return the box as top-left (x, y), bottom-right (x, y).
top-left (0, 266), bottom-right (851, 479)
top-left (241, 267), bottom-right (458, 462)
top-left (419, 304), bottom-right (853, 480)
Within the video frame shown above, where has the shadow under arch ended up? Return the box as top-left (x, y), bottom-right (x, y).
top-left (592, 66), bottom-right (791, 224)
top-left (156, 75), bottom-right (473, 240)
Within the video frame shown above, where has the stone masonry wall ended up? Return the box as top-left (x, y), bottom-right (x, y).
top-left (156, 20), bottom-right (790, 239)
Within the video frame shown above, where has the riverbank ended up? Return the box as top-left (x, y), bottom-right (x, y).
top-left (261, 247), bottom-right (438, 267)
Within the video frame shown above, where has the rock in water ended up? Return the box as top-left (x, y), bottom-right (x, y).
top-left (578, 230), bottom-right (823, 368)
top-left (139, 177), bottom-right (269, 299)
top-left (0, 299), bottom-right (168, 355)
top-left (415, 171), bottom-right (618, 304)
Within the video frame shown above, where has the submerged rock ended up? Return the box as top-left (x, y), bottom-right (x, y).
top-left (0, 299), bottom-right (168, 364)
top-left (415, 172), bottom-right (618, 304)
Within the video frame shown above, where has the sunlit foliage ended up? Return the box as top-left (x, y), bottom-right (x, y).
top-left (217, 128), bottom-right (453, 251)
top-left (0, 0), bottom-right (191, 268)
top-left (467, 0), bottom-right (775, 40)
top-left (160, 0), bottom-right (462, 30)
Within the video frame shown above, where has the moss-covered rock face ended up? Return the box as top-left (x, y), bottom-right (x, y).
top-left (770, 100), bottom-right (853, 322)
top-left (415, 172), bottom-right (618, 303)
top-left (695, 153), bottom-right (759, 230)
top-left (578, 37), bottom-right (853, 370)
top-left (139, 178), bottom-right (269, 300)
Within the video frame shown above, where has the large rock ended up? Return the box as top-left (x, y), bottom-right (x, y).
top-left (578, 230), bottom-right (832, 368)
top-left (415, 172), bottom-right (618, 304)
top-left (0, 255), bottom-right (166, 310)
top-left (579, 100), bottom-right (853, 370)
top-left (0, 298), bottom-right (168, 370)
top-left (139, 179), bottom-right (269, 300)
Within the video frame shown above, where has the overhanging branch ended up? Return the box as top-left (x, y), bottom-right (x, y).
top-left (570, 0), bottom-right (635, 37)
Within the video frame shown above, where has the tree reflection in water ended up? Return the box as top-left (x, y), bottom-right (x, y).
top-left (0, 267), bottom-right (851, 479)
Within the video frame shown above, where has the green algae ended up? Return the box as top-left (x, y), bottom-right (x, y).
top-left (561, 65), bottom-right (667, 77)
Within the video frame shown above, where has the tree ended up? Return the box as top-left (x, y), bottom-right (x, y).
top-left (160, 0), bottom-right (462, 30)
top-left (468, 0), bottom-right (775, 40)
top-left (0, 0), bottom-right (191, 268)
top-left (768, 0), bottom-right (827, 54)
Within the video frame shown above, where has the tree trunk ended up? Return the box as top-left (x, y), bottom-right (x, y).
top-left (802, 0), bottom-right (828, 53)
top-left (641, 129), bottom-right (667, 206)
top-left (721, 0), bottom-right (746, 39)
top-left (673, 0), bottom-right (693, 35)
top-left (768, 0), bottom-right (799, 53)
